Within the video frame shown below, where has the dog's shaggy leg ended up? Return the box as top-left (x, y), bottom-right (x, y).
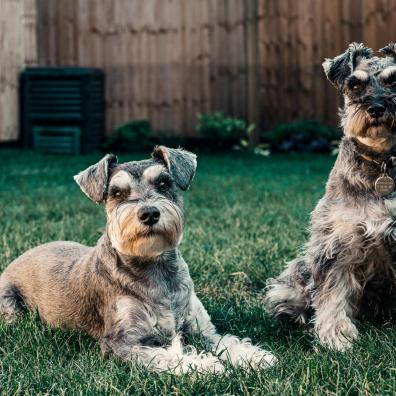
top-left (264, 259), bottom-right (309, 325)
top-left (101, 296), bottom-right (224, 375)
top-left (312, 274), bottom-right (358, 351)
top-left (102, 334), bottom-right (224, 375)
top-left (0, 277), bottom-right (24, 324)
top-left (129, 335), bottom-right (224, 374)
top-left (185, 293), bottom-right (276, 369)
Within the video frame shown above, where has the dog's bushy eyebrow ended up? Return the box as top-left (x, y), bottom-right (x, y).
top-left (141, 165), bottom-right (167, 182)
top-left (351, 70), bottom-right (369, 80)
top-left (379, 66), bottom-right (396, 80)
top-left (109, 170), bottom-right (133, 188)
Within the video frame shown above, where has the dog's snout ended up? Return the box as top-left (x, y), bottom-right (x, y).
top-left (367, 104), bottom-right (385, 118)
top-left (138, 206), bottom-right (160, 226)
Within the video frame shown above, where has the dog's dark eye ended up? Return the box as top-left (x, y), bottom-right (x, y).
top-left (158, 181), bottom-right (169, 191)
top-left (155, 177), bottom-right (171, 192)
top-left (347, 77), bottom-right (366, 93)
top-left (385, 76), bottom-right (396, 88)
top-left (113, 189), bottom-right (121, 198)
top-left (110, 187), bottom-right (125, 199)
top-left (379, 71), bottom-right (396, 88)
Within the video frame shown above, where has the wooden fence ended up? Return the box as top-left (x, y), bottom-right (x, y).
top-left (1, 0), bottom-right (396, 141)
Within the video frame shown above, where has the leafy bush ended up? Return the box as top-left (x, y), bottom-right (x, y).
top-left (263, 120), bottom-right (341, 153)
top-left (196, 112), bottom-right (249, 148)
top-left (104, 120), bottom-right (153, 152)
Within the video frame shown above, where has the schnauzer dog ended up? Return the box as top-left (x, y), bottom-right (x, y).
top-left (265, 43), bottom-right (396, 350)
top-left (0, 146), bottom-right (275, 373)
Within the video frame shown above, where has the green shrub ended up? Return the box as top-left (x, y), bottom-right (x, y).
top-left (263, 120), bottom-right (341, 152)
top-left (196, 112), bottom-right (248, 145)
top-left (264, 120), bottom-right (340, 144)
top-left (104, 120), bottom-right (153, 152)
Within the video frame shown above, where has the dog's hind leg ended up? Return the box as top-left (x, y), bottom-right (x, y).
top-left (0, 275), bottom-right (24, 324)
top-left (264, 258), bottom-right (310, 325)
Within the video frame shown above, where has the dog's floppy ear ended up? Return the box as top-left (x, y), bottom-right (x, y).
top-left (74, 154), bottom-right (118, 203)
top-left (379, 42), bottom-right (396, 60)
top-left (152, 146), bottom-right (197, 191)
top-left (323, 42), bottom-right (373, 89)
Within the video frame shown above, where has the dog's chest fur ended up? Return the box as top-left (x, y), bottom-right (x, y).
top-left (101, 246), bottom-right (194, 339)
top-left (136, 257), bottom-right (193, 331)
top-left (326, 139), bottom-right (396, 239)
top-left (304, 138), bottom-right (396, 308)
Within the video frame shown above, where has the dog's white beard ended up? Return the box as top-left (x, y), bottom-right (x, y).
top-left (107, 201), bottom-right (182, 257)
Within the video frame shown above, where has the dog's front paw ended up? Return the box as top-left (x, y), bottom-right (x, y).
top-left (317, 319), bottom-right (358, 351)
top-left (216, 335), bottom-right (277, 369)
top-left (132, 336), bottom-right (225, 375)
top-left (174, 353), bottom-right (225, 375)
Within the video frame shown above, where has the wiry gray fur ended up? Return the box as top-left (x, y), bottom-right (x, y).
top-left (265, 43), bottom-right (396, 350)
top-left (323, 42), bottom-right (373, 88)
top-left (0, 146), bottom-right (275, 374)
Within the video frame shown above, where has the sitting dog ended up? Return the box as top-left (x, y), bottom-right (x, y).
top-left (0, 146), bottom-right (275, 373)
top-left (265, 43), bottom-right (396, 350)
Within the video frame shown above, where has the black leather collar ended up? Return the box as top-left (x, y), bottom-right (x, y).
top-left (352, 138), bottom-right (396, 168)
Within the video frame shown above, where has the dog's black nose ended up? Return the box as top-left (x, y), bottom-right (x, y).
top-left (367, 104), bottom-right (385, 118)
top-left (138, 206), bottom-right (160, 226)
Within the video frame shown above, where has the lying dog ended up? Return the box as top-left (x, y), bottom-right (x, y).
top-left (265, 43), bottom-right (396, 350)
top-left (0, 146), bottom-right (275, 373)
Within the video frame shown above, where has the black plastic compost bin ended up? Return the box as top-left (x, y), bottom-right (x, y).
top-left (20, 67), bottom-right (105, 154)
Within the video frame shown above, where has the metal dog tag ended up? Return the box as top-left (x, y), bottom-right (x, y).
top-left (375, 175), bottom-right (395, 197)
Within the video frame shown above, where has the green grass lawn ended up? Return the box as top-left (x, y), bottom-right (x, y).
top-left (0, 148), bottom-right (395, 395)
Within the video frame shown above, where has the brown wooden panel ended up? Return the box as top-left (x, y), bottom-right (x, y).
top-left (4, 0), bottom-right (396, 141)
